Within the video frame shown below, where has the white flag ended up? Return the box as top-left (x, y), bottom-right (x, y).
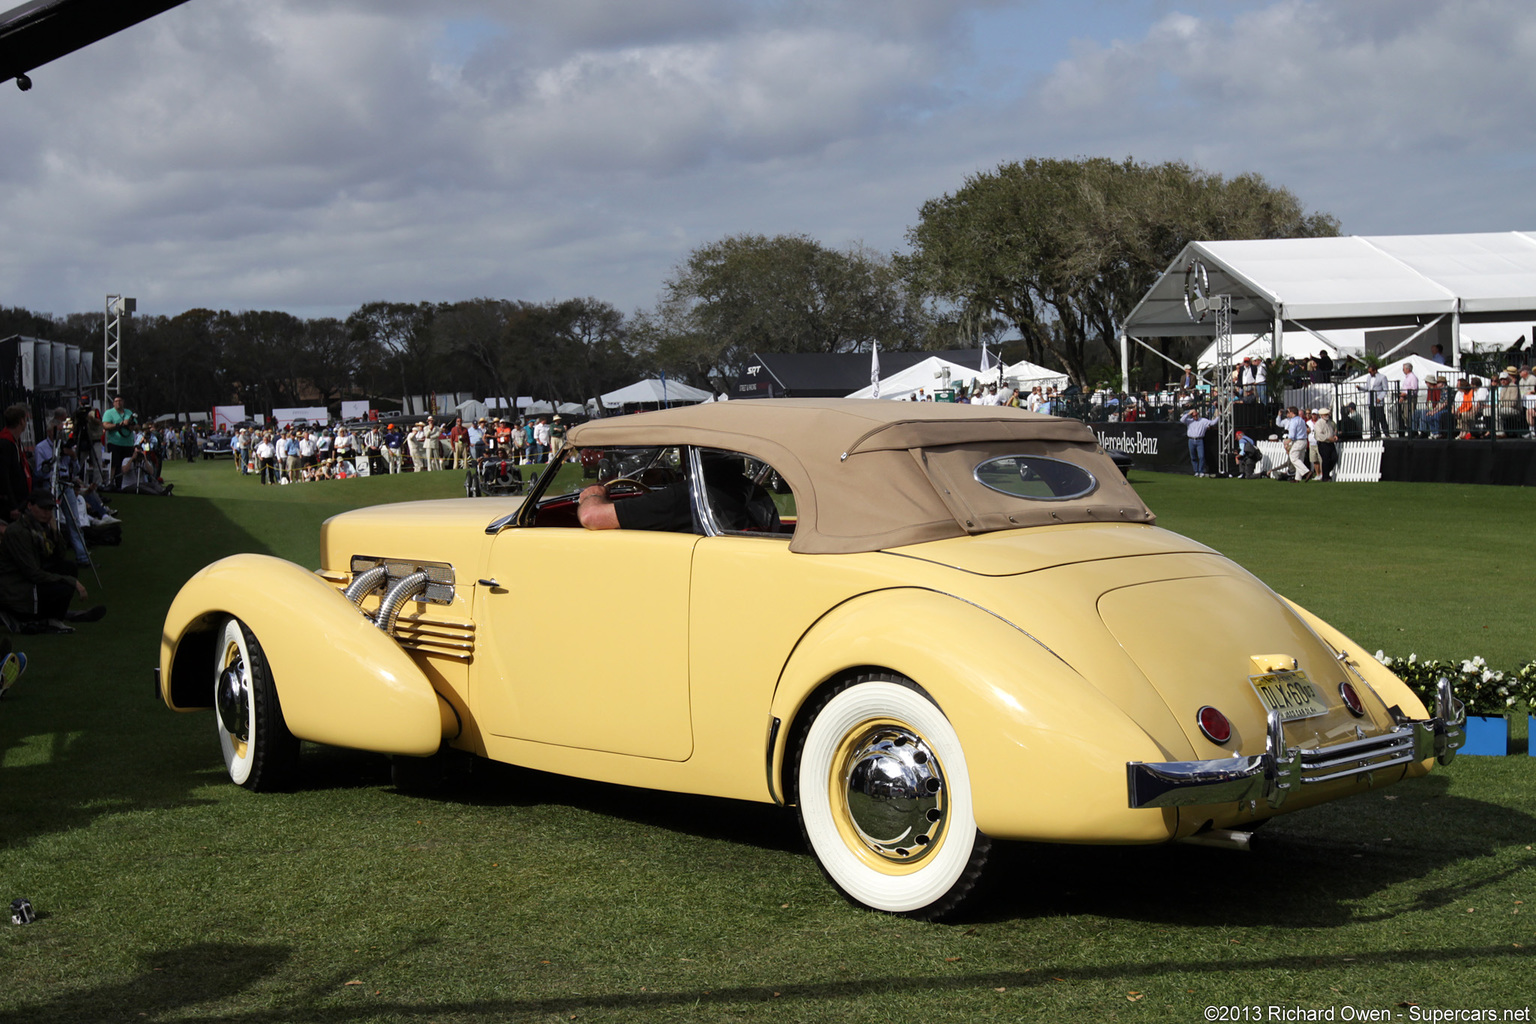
top-left (870, 341), bottom-right (881, 399)
top-left (980, 341), bottom-right (994, 373)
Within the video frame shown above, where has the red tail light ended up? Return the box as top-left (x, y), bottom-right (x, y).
top-left (1339, 681), bottom-right (1365, 717)
top-left (1196, 705), bottom-right (1232, 744)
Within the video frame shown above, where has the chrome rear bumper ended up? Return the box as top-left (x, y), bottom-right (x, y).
top-left (1127, 677), bottom-right (1465, 810)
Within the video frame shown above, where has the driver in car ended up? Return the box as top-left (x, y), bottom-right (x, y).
top-left (577, 452), bottom-right (778, 533)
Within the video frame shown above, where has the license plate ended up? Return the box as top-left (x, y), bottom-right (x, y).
top-left (1249, 670), bottom-right (1329, 721)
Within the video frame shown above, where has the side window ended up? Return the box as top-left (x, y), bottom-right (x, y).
top-left (697, 449), bottom-right (795, 538)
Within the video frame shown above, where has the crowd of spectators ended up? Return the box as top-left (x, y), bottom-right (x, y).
top-left (216, 413), bottom-right (572, 484)
top-left (0, 395), bottom-right (140, 636)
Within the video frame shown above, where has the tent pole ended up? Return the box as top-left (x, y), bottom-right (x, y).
top-left (1119, 331), bottom-right (1129, 393)
top-left (1273, 306), bottom-right (1283, 360)
top-left (1452, 300), bottom-right (1462, 370)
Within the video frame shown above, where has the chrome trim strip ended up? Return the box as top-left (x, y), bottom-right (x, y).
top-left (765, 716), bottom-right (783, 805)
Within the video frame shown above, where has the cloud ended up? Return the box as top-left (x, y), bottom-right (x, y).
top-left (1022, 0), bottom-right (1536, 229)
top-left (0, 0), bottom-right (1533, 324)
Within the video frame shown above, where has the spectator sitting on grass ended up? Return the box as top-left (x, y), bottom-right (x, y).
top-left (0, 489), bottom-right (105, 634)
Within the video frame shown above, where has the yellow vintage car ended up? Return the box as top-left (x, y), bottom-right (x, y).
top-left (157, 399), bottom-right (1465, 918)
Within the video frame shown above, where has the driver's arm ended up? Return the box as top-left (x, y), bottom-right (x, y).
top-left (577, 484), bottom-right (620, 530)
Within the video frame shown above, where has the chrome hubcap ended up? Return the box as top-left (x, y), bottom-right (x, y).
top-left (216, 655), bottom-right (250, 741)
top-left (842, 726), bottom-right (945, 862)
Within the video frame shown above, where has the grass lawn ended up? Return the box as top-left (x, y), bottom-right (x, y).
top-left (0, 462), bottom-right (1531, 1023)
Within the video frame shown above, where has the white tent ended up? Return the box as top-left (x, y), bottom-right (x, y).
top-left (1126, 232), bottom-right (1536, 340)
top-left (846, 356), bottom-right (980, 400)
top-left (456, 399), bottom-right (491, 421)
top-left (1000, 358), bottom-right (1069, 389)
top-left (1194, 331), bottom-right (1360, 368)
top-left (1341, 357), bottom-right (1452, 387)
top-left (600, 378), bottom-right (714, 408)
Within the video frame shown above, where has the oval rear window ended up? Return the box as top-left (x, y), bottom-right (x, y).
top-left (974, 455), bottom-right (1098, 501)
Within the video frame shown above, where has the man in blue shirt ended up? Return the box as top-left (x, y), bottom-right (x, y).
top-left (1180, 407), bottom-right (1218, 477)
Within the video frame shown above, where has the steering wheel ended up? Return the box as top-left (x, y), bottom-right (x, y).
top-left (602, 476), bottom-right (652, 494)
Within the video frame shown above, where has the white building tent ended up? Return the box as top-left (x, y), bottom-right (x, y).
top-left (1001, 358), bottom-right (1069, 389)
top-left (1193, 330), bottom-right (1360, 369)
top-left (600, 378), bottom-right (714, 408)
top-left (846, 356), bottom-right (979, 400)
top-left (1122, 232), bottom-right (1536, 382)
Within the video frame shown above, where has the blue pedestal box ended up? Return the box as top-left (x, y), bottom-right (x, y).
top-left (1461, 715), bottom-right (1508, 756)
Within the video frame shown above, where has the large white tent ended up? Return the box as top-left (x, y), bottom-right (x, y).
top-left (1193, 330), bottom-right (1360, 368)
top-left (1001, 358), bottom-right (1069, 389)
top-left (1122, 232), bottom-right (1536, 383)
top-left (600, 378), bottom-right (714, 408)
top-left (846, 355), bottom-right (978, 400)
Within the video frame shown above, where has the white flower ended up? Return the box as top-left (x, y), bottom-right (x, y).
top-left (1375, 650), bottom-right (1389, 664)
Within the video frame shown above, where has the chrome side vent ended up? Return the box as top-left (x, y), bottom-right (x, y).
top-left (350, 555), bottom-right (456, 606)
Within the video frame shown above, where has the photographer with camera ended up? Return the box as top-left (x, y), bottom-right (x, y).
top-left (117, 446), bottom-right (171, 496)
top-left (102, 396), bottom-right (138, 486)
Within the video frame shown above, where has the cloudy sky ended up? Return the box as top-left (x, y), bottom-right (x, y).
top-left (2, 0), bottom-right (1534, 324)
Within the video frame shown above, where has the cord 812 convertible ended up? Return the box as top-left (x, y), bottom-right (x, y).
top-left (157, 400), bottom-right (1464, 919)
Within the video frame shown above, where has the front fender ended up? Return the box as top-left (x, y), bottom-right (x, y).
top-left (160, 554), bottom-right (443, 756)
top-left (768, 589), bottom-right (1179, 844)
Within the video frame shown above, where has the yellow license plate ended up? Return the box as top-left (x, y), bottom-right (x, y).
top-left (1249, 670), bottom-right (1329, 721)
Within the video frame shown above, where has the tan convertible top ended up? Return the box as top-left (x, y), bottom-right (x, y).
top-left (566, 399), bottom-right (1153, 553)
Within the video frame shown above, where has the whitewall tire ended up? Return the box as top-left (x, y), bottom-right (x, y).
top-left (214, 616), bottom-right (299, 791)
top-left (793, 674), bottom-right (990, 919)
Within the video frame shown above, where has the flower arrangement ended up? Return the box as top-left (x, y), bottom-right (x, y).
top-left (1373, 652), bottom-right (1536, 717)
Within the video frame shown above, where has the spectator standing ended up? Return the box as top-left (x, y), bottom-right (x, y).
top-left (1364, 366), bottom-right (1390, 438)
top-left (450, 418), bottom-right (468, 469)
top-left (1274, 406), bottom-right (1311, 480)
top-left (255, 432), bottom-right (278, 485)
top-left (102, 396), bottom-right (137, 485)
top-left (1399, 362), bottom-right (1420, 436)
top-left (383, 424), bottom-right (404, 473)
top-left (407, 421), bottom-right (428, 472)
top-left (1497, 368), bottom-right (1521, 437)
top-left (282, 430), bottom-right (301, 482)
top-left (1313, 408), bottom-right (1339, 481)
top-left (1338, 402), bottom-right (1362, 441)
top-left (421, 419), bottom-right (441, 471)
top-left (232, 427), bottom-right (251, 474)
top-left (468, 419), bottom-right (485, 461)
top-left (1316, 349), bottom-right (1334, 381)
top-left (1519, 367), bottom-right (1536, 437)
top-left (1180, 407), bottom-right (1218, 477)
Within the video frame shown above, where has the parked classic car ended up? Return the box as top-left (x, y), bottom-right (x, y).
top-left (157, 400), bottom-right (1464, 918)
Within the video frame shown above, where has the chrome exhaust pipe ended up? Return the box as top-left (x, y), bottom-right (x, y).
top-left (375, 571), bottom-right (429, 636)
top-left (343, 564), bottom-right (388, 606)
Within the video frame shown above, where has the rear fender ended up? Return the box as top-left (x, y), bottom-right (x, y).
top-left (160, 553), bottom-right (444, 756)
top-left (768, 589), bottom-right (1178, 843)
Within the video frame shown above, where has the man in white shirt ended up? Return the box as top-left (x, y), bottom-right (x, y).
top-left (255, 433), bottom-right (278, 485)
top-left (1399, 362), bottom-right (1420, 436)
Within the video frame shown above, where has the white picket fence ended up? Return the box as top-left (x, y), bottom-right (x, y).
top-left (1254, 440), bottom-right (1382, 482)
